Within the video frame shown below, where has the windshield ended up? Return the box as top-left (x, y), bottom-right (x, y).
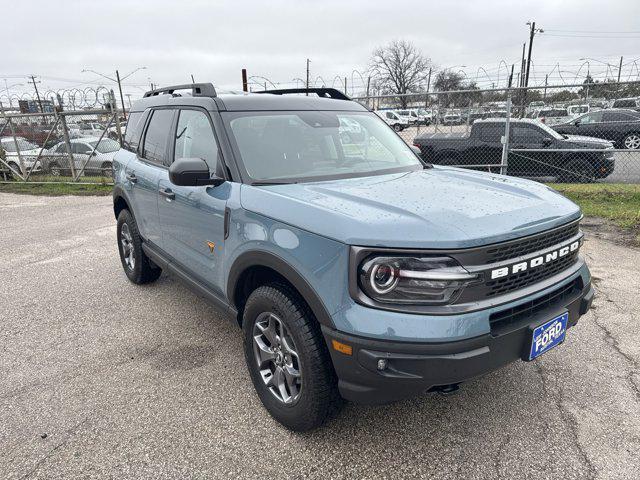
top-left (89, 138), bottom-right (119, 153)
top-left (224, 110), bottom-right (424, 183)
top-left (1, 139), bottom-right (37, 152)
top-left (533, 120), bottom-right (564, 140)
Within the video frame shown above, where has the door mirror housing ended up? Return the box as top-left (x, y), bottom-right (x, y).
top-left (574, 120), bottom-right (580, 126)
top-left (169, 157), bottom-right (225, 187)
top-left (542, 137), bottom-right (553, 147)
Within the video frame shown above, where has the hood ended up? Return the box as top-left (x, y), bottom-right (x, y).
top-left (563, 134), bottom-right (613, 148)
top-left (240, 168), bottom-right (581, 249)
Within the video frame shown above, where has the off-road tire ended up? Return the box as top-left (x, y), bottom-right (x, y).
top-left (242, 284), bottom-right (342, 431)
top-left (116, 209), bottom-right (162, 284)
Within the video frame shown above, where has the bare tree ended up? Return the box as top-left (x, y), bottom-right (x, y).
top-left (370, 40), bottom-right (431, 107)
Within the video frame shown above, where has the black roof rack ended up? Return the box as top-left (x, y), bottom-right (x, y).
top-left (257, 88), bottom-right (350, 101)
top-left (143, 83), bottom-right (217, 98)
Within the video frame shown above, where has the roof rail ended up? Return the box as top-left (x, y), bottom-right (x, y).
top-left (143, 83), bottom-right (217, 98)
top-left (257, 88), bottom-right (351, 101)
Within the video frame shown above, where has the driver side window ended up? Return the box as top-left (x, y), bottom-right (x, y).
top-left (174, 109), bottom-right (219, 175)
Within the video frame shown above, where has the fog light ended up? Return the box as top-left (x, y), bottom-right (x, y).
top-left (377, 358), bottom-right (388, 371)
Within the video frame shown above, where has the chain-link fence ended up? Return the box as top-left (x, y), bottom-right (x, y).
top-left (356, 81), bottom-right (640, 184)
top-left (0, 95), bottom-right (124, 184)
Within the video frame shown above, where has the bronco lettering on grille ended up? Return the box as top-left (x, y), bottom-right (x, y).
top-left (490, 241), bottom-right (580, 280)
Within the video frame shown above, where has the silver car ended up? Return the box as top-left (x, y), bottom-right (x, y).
top-left (45, 137), bottom-right (119, 176)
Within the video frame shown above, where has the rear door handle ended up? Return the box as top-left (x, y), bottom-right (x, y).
top-left (159, 188), bottom-right (175, 200)
top-left (126, 173), bottom-right (137, 183)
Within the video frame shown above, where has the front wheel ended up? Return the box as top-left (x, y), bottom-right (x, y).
top-left (243, 284), bottom-right (342, 431)
top-left (623, 133), bottom-right (640, 150)
top-left (393, 123), bottom-right (402, 132)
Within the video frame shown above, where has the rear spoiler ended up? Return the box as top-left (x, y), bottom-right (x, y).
top-left (256, 88), bottom-right (350, 101)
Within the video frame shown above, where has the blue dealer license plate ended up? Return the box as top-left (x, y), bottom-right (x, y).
top-left (529, 312), bottom-right (568, 360)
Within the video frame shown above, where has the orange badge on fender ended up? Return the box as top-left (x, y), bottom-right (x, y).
top-left (206, 241), bottom-right (216, 253)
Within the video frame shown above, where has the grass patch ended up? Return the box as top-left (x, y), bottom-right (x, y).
top-left (549, 183), bottom-right (640, 239)
top-left (0, 182), bottom-right (113, 196)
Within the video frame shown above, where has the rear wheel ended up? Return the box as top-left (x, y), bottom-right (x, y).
top-left (393, 123), bottom-right (402, 132)
top-left (116, 209), bottom-right (162, 284)
top-left (623, 133), bottom-right (640, 150)
top-left (243, 284), bottom-right (342, 431)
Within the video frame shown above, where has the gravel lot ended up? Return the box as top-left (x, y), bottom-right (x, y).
top-left (1, 192), bottom-right (639, 479)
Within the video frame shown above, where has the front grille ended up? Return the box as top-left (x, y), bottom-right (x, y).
top-left (484, 251), bottom-right (579, 297)
top-left (484, 221), bottom-right (580, 263)
top-left (489, 278), bottom-right (582, 334)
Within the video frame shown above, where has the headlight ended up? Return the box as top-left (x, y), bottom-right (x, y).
top-left (359, 255), bottom-right (479, 305)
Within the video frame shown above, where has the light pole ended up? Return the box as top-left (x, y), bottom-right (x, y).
top-left (81, 66), bottom-right (147, 119)
top-left (3, 81), bottom-right (23, 108)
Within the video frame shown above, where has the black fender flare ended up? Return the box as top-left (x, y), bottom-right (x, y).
top-left (112, 184), bottom-right (133, 220)
top-left (227, 250), bottom-right (335, 328)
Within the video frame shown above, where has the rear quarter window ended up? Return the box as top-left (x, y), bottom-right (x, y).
top-left (123, 111), bottom-right (146, 152)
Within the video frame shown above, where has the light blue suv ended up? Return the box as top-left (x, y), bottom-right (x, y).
top-left (112, 84), bottom-right (594, 431)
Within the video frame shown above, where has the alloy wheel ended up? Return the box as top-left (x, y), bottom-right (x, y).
top-left (624, 134), bottom-right (640, 150)
top-left (252, 312), bottom-right (301, 404)
top-left (120, 223), bottom-right (135, 270)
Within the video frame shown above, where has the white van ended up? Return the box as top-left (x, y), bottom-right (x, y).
top-left (375, 110), bottom-right (409, 132)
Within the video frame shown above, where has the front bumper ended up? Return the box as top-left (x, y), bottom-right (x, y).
top-left (323, 279), bottom-right (594, 405)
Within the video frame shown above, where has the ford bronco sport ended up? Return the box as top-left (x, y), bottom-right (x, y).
top-left (112, 83), bottom-right (594, 431)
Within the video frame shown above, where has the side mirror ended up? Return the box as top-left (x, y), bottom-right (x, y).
top-left (169, 157), bottom-right (224, 187)
top-left (574, 120), bottom-right (580, 126)
top-left (542, 138), bottom-right (553, 147)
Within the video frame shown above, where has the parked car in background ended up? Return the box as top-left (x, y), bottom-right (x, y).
top-left (45, 137), bottom-right (119, 176)
top-left (0, 136), bottom-right (42, 177)
top-left (396, 109), bottom-right (419, 125)
top-left (0, 123), bottom-right (60, 148)
top-left (533, 108), bottom-right (571, 125)
top-left (69, 122), bottom-right (105, 138)
top-left (413, 118), bottom-right (615, 182)
top-left (375, 110), bottom-right (409, 131)
top-left (611, 97), bottom-right (640, 111)
top-left (442, 112), bottom-right (462, 125)
top-left (567, 104), bottom-right (590, 117)
top-left (552, 108), bottom-right (640, 149)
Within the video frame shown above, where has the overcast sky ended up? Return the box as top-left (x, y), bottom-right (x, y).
top-left (2, 0), bottom-right (639, 104)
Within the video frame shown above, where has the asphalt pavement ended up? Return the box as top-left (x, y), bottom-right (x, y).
top-left (1, 192), bottom-right (639, 479)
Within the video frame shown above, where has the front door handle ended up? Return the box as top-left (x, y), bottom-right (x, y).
top-left (159, 188), bottom-right (175, 200)
top-left (126, 173), bottom-right (137, 183)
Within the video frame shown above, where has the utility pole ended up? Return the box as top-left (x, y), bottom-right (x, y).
top-left (125, 94), bottom-right (132, 109)
top-left (115, 70), bottom-right (127, 120)
top-left (29, 75), bottom-right (44, 114)
top-left (617, 56), bottom-right (623, 83)
top-left (344, 77), bottom-right (347, 95)
top-left (241, 69), bottom-right (248, 92)
top-left (520, 43), bottom-right (526, 87)
top-left (522, 21), bottom-right (543, 117)
top-left (524, 22), bottom-right (536, 88)
top-left (543, 74), bottom-right (548, 100)
top-left (508, 64), bottom-right (514, 88)
top-left (426, 67), bottom-right (432, 93)
top-left (305, 58), bottom-right (310, 96)
top-left (190, 74), bottom-right (195, 84)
